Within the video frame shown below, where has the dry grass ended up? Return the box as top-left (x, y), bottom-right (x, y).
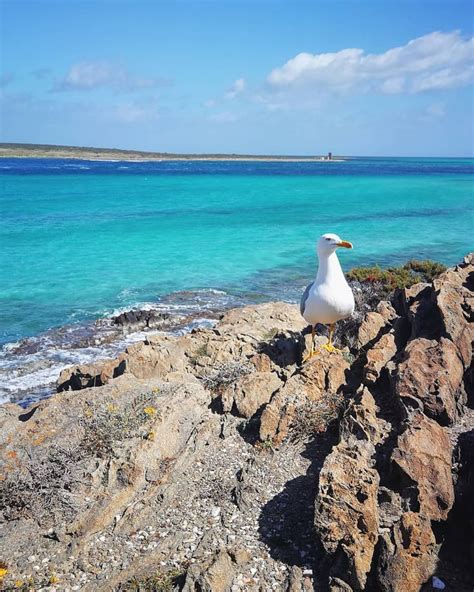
top-left (201, 360), bottom-right (253, 392)
top-left (288, 393), bottom-right (345, 444)
top-left (115, 568), bottom-right (184, 592)
top-left (0, 442), bottom-right (89, 524)
top-left (0, 388), bottom-right (169, 525)
top-left (80, 390), bottom-right (162, 458)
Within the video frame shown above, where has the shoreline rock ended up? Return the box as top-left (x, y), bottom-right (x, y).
top-left (0, 255), bottom-right (473, 591)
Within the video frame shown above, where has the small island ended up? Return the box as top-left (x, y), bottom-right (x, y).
top-left (0, 143), bottom-right (345, 162)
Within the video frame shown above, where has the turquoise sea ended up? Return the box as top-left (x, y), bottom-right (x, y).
top-left (1, 156), bottom-right (473, 404)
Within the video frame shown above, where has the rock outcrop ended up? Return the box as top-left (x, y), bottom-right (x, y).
top-left (0, 255), bottom-right (473, 592)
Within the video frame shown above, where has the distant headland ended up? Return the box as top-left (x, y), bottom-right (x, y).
top-left (0, 143), bottom-right (345, 162)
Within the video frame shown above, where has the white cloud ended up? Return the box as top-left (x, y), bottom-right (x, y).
top-left (267, 31), bottom-right (474, 95)
top-left (225, 77), bottom-right (246, 99)
top-left (53, 61), bottom-right (172, 93)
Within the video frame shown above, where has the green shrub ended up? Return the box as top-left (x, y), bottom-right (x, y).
top-left (347, 259), bottom-right (446, 294)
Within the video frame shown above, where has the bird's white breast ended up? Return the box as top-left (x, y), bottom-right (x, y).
top-left (303, 278), bottom-right (354, 325)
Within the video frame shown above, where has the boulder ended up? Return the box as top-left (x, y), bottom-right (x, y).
top-left (391, 411), bottom-right (454, 521)
top-left (315, 390), bottom-right (388, 590)
top-left (376, 512), bottom-right (438, 592)
top-left (57, 357), bottom-right (124, 391)
top-left (363, 331), bottom-right (397, 384)
top-left (393, 337), bottom-right (465, 425)
top-left (315, 439), bottom-right (379, 591)
top-left (259, 349), bottom-right (350, 443)
top-left (226, 371), bottom-right (282, 418)
top-left (110, 308), bottom-right (174, 332)
top-left (357, 311), bottom-right (387, 349)
top-left (434, 265), bottom-right (473, 369)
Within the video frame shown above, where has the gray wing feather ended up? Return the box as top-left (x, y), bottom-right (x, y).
top-left (300, 282), bottom-right (313, 316)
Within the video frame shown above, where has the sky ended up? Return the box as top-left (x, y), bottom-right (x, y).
top-left (1, 0), bottom-right (473, 156)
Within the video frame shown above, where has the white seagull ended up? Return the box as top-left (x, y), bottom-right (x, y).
top-left (300, 233), bottom-right (355, 360)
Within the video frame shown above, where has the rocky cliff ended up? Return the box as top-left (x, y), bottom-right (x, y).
top-left (0, 255), bottom-right (473, 592)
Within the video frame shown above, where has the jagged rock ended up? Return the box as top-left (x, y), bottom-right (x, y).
top-left (376, 300), bottom-right (397, 322)
top-left (259, 349), bottom-right (350, 443)
top-left (357, 311), bottom-right (387, 349)
top-left (315, 390), bottom-right (388, 590)
top-left (376, 512), bottom-right (438, 592)
top-left (315, 438), bottom-right (379, 590)
top-left (110, 308), bottom-right (174, 332)
top-left (329, 577), bottom-right (354, 592)
top-left (57, 357), bottom-right (124, 391)
top-left (182, 549), bottom-right (235, 592)
top-left (226, 371), bottom-right (282, 418)
top-left (393, 337), bottom-right (465, 425)
top-left (259, 388), bottom-right (297, 444)
top-left (363, 331), bottom-right (397, 384)
top-left (2, 257), bottom-right (473, 591)
top-left (434, 263), bottom-right (473, 368)
top-left (391, 411), bottom-right (454, 521)
top-left (124, 337), bottom-right (188, 379)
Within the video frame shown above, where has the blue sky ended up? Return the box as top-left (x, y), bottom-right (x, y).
top-left (1, 0), bottom-right (473, 155)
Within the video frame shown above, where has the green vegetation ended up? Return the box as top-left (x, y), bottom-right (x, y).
top-left (347, 259), bottom-right (446, 293)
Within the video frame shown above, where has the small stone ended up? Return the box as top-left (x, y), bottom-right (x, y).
top-left (432, 576), bottom-right (446, 590)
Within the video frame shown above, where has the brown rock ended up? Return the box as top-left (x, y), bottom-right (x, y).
top-left (391, 411), bottom-right (454, 521)
top-left (259, 349), bottom-right (350, 442)
top-left (393, 337), bottom-right (465, 425)
top-left (363, 331), bottom-right (397, 384)
top-left (182, 549), bottom-right (235, 592)
top-left (226, 371), bottom-right (282, 418)
top-left (434, 266), bottom-right (473, 368)
top-left (376, 512), bottom-right (437, 592)
top-left (315, 439), bottom-right (379, 590)
top-left (376, 300), bottom-right (397, 322)
top-left (249, 352), bottom-right (272, 373)
top-left (124, 338), bottom-right (187, 379)
top-left (357, 311), bottom-right (387, 349)
top-left (57, 357), bottom-right (124, 391)
top-left (315, 390), bottom-right (389, 590)
top-left (259, 389), bottom-right (297, 445)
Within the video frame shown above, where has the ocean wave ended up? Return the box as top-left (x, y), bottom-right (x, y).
top-left (0, 287), bottom-right (234, 406)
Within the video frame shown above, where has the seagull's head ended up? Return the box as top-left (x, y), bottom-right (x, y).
top-left (317, 233), bottom-right (353, 256)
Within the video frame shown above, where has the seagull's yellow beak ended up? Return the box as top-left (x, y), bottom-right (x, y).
top-left (337, 240), bottom-right (353, 249)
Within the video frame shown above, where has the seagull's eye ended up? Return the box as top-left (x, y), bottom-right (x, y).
top-left (325, 238), bottom-right (331, 241)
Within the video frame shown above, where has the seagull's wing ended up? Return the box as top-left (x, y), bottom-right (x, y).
top-left (300, 282), bottom-right (313, 317)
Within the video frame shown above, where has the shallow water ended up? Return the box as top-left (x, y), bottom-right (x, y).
top-left (1, 156), bottom-right (473, 404)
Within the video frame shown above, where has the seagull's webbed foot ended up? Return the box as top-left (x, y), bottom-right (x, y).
top-left (322, 343), bottom-right (341, 354)
top-left (302, 349), bottom-right (318, 363)
top-left (323, 323), bottom-right (342, 353)
top-left (302, 325), bottom-right (318, 363)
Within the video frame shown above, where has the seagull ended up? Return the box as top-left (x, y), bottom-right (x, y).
top-left (300, 233), bottom-right (354, 360)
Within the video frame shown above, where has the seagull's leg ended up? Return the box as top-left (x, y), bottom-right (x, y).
top-left (322, 323), bottom-right (340, 353)
top-left (302, 325), bottom-right (318, 362)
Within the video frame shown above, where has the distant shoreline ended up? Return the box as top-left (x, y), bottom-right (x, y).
top-left (0, 143), bottom-right (345, 162)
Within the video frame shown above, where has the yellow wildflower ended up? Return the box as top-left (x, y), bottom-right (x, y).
top-left (151, 387), bottom-right (160, 394)
top-left (0, 567), bottom-right (8, 579)
top-left (15, 581), bottom-right (23, 588)
top-left (144, 406), bottom-right (157, 416)
top-left (106, 403), bottom-right (118, 413)
top-left (49, 574), bottom-right (59, 584)
top-left (146, 430), bottom-right (156, 441)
